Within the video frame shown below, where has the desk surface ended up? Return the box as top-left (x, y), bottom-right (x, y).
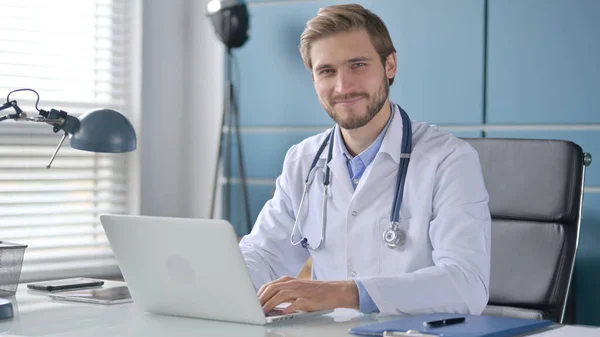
top-left (1, 281), bottom-right (598, 337)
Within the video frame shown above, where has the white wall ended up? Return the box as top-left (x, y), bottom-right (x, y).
top-left (140, 0), bottom-right (223, 218)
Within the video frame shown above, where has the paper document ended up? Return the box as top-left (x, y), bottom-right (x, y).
top-left (532, 325), bottom-right (600, 336)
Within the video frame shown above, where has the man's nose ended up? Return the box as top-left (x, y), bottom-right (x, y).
top-left (335, 70), bottom-right (356, 94)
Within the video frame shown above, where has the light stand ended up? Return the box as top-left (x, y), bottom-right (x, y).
top-left (207, 0), bottom-right (252, 233)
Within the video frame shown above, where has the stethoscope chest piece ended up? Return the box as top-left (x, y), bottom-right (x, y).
top-left (383, 222), bottom-right (406, 249)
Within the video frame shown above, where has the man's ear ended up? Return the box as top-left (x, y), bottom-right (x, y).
top-left (385, 52), bottom-right (397, 80)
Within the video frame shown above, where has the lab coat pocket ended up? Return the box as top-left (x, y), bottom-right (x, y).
top-left (377, 216), bottom-right (431, 276)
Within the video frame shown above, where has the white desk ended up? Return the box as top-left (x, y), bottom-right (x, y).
top-left (0, 281), bottom-right (598, 337)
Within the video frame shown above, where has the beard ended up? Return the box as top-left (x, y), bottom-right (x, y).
top-left (320, 75), bottom-right (389, 130)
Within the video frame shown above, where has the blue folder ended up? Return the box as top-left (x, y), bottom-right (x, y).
top-left (348, 313), bottom-right (554, 337)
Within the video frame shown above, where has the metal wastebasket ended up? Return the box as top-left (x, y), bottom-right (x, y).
top-left (0, 241), bottom-right (27, 297)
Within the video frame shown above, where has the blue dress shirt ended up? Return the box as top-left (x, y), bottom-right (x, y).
top-left (334, 109), bottom-right (394, 314)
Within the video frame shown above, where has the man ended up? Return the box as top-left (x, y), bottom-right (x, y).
top-left (239, 4), bottom-right (491, 316)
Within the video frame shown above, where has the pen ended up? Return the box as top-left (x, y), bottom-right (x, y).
top-left (423, 317), bottom-right (466, 328)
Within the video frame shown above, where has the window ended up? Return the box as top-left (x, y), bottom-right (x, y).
top-left (0, 0), bottom-right (137, 282)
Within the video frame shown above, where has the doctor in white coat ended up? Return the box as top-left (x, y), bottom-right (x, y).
top-left (239, 4), bottom-right (491, 316)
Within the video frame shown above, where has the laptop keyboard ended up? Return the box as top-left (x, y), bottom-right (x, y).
top-left (266, 309), bottom-right (301, 317)
top-left (266, 309), bottom-right (286, 317)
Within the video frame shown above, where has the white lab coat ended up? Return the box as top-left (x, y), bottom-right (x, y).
top-left (239, 104), bottom-right (491, 316)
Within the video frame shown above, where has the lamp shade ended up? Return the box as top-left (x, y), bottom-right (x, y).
top-left (69, 109), bottom-right (137, 153)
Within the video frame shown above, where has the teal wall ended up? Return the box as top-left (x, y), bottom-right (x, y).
top-left (221, 0), bottom-right (600, 325)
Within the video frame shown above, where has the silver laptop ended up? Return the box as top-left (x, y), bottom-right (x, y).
top-left (100, 214), bottom-right (332, 325)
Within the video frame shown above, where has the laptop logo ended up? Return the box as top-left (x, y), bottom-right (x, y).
top-left (166, 256), bottom-right (196, 284)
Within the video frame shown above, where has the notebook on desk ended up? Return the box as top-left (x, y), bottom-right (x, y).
top-left (348, 313), bottom-right (554, 337)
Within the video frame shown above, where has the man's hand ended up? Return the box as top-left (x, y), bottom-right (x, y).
top-left (258, 276), bottom-right (359, 314)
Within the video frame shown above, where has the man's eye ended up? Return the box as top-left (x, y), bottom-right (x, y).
top-left (320, 69), bottom-right (335, 75)
top-left (353, 62), bottom-right (366, 68)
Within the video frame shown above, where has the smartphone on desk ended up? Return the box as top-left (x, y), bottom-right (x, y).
top-left (27, 278), bottom-right (105, 292)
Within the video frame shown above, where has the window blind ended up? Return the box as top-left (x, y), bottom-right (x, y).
top-left (0, 0), bottom-right (134, 282)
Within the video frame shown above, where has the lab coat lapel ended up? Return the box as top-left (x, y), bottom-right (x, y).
top-left (353, 105), bottom-right (405, 197)
top-left (327, 153), bottom-right (354, 197)
top-left (353, 152), bottom-right (398, 199)
top-left (377, 104), bottom-right (404, 165)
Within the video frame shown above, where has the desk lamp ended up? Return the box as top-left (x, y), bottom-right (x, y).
top-left (0, 89), bottom-right (137, 168)
top-left (0, 89), bottom-right (136, 319)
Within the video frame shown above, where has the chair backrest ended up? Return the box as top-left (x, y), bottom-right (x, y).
top-left (462, 138), bottom-right (589, 324)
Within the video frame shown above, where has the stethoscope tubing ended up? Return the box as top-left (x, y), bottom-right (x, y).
top-left (290, 104), bottom-right (412, 250)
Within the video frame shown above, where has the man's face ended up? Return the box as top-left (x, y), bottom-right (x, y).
top-left (310, 29), bottom-right (396, 130)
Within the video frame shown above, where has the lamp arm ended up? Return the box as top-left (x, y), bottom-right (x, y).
top-left (0, 100), bottom-right (25, 121)
top-left (0, 100), bottom-right (77, 169)
top-left (16, 117), bottom-right (65, 124)
top-left (46, 133), bottom-right (68, 169)
top-left (0, 100), bottom-right (73, 127)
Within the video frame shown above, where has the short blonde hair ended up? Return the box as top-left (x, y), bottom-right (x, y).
top-left (299, 4), bottom-right (397, 85)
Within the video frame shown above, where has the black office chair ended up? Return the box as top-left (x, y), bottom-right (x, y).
top-left (463, 138), bottom-right (592, 324)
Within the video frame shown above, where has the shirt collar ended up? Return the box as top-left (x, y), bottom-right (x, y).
top-left (335, 103), bottom-right (395, 165)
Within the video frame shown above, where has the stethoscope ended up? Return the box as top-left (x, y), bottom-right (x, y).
top-left (290, 104), bottom-right (412, 250)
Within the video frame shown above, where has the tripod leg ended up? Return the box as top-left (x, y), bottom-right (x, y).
top-left (224, 81), bottom-right (232, 222)
top-left (210, 80), bottom-right (231, 219)
top-left (231, 82), bottom-right (253, 233)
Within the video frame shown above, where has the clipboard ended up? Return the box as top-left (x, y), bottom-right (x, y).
top-left (348, 313), bottom-right (554, 337)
